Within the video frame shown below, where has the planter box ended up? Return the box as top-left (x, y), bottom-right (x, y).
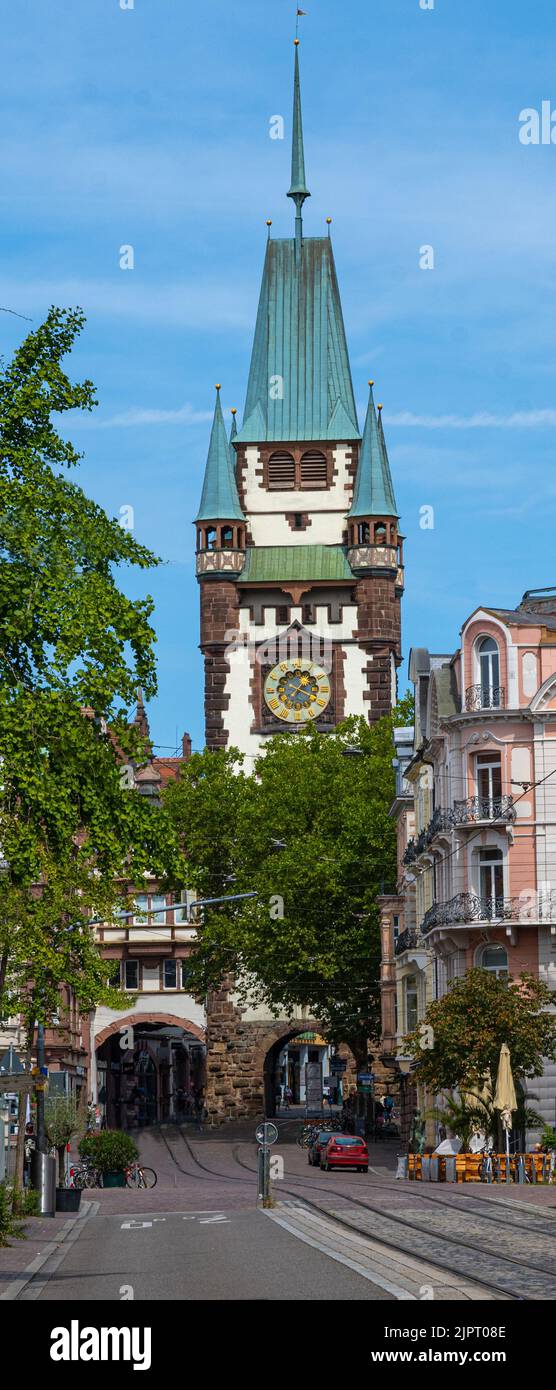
top-left (56, 1187), bottom-right (82, 1213)
top-left (102, 1171), bottom-right (126, 1188)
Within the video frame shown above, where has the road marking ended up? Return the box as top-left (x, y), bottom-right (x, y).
top-left (120, 1218), bottom-right (167, 1229)
top-left (199, 1215), bottom-right (229, 1224)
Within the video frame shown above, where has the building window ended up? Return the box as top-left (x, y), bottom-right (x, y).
top-left (293, 512), bottom-right (304, 529)
top-left (478, 636), bottom-right (500, 706)
top-left (478, 943), bottom-right (508, 978)
top-left (475, 753), bottom-right (502, 816)
top-left (124, 960), bottom-right (139, 991)
top-left (205, 526), bottom-right (217, 550)
top-left (302, 603), bottom-right (315, 624)
top-left (357, 521), bottom-right (370, 544)
top-left (108, 963), bottom-right (121, 989)
top-left (133, 894), bottom-right (149, 925)
top-left (392, 914), bottom-right (400, 943)
top-left (150, 893), bottom-right (167, 925)
top-left (163, 959), bottom-right (178, 990)
top-left (478, 846), bottom-right (504, 916)
top-left (221, 525), bottom-right (233, 547)
top-left (374, 523), bottom-right (386, 544)
top-left (276, 605), bottom-right (290, 625)
top-left (173, 892), bottom-right (190, 925)
top-left (300, 450), bottom-right (327, 488)
top-left (268, 451), bottom-right (295, 489)
top-left (405, 975), bottom-right (418, 1032)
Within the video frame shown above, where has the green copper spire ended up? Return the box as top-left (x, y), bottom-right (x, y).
top-left (349, 382), bottom-right (398, 519)
top-left (287, 41), bottom-right (310, 256)
top-left (196, 387), bottom-right (245, 522)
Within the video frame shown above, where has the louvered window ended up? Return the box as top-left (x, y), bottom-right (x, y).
top-left (300, 450), bottom-right (327, 488)
top-left (276, 605), bottom-right (290, 624)
top-left (268, 451), bottom-right (295, 489)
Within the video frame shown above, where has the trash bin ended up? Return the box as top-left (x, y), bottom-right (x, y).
top-left (30, 1150), bottom-right (57, 1217)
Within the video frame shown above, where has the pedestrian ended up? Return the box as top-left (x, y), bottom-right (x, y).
top-left (284, 1086), bottom-right (293, 1109)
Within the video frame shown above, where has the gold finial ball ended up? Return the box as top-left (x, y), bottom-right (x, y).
top-left (294, 38), bottom-right (300, 46)
top-left (215, 383), bottom-right (221, 391)
top-left (231, 407), bottom-right (237, 416)
top-left (266, 219), bottom-right (272, 226)
top-left (326, 217), bottom-right (332, 225)
top-left (368, 379), bottom-right (374, 387)
top-left (378, 403), bottom-right (383, 411)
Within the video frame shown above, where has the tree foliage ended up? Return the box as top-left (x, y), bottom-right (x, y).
top-left (0, 309), bottom-right (181, 1023)
top-left (405, 968), bottom-right (556, 1090)
top-left (165, 714), bottom-right (398, 1060)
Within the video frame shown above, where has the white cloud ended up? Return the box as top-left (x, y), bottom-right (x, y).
top-left (91, 403), bottom-right (214, 429)
top-left (383, 409), bottom-right (556, 430)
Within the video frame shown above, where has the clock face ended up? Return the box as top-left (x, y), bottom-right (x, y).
top-left (263, 659), bottom-right (331, 724)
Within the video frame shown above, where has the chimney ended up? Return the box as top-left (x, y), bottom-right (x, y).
top-left (182, 732), bottom-right (192, 760)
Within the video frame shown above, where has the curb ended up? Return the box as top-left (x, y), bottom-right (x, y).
top-left (0, 1200), bottom-right (99, 1302)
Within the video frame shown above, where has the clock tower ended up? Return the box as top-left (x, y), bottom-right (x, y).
top-left (195, 42), bottom-right (404, 754)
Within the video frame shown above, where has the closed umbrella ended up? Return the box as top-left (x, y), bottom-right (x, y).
top-left (493, 1044), bottom-right (517, 1162)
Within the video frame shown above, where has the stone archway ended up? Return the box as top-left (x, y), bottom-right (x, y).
top-left (94, 1012), bottom-right (206, 1050)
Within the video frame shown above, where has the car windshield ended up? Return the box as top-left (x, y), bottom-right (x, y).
top-left (330, 1137), bottom-right (364, 1147)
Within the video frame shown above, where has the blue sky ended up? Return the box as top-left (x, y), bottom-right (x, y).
top-left (2, 0), bottom-right (556, 750)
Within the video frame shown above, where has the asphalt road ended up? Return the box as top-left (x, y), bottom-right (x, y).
top-left (22, 1206), bottom-right (393, 1302)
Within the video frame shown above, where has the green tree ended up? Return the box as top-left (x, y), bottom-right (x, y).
top-left (0, 308), bottom-right (182, 1025)
top-left (165, 715), bottom-right (397, 1064)
top-left (405, 968), bottom-right (556, 1090)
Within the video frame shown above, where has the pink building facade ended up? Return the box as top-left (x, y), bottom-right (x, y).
top-left (381, 587), bottom-right (556, 1139)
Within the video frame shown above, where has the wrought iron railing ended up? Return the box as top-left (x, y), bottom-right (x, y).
top-left (452, 794), bottom-right (515, 825)
top-left (464, 684), bottom-right (505, 711)
top-left (426, 807), bottom-right (455, 839)
top-left (402, 839), bottom-right (417, 865)
top-left (421, 892), bottom-right (519, 934)
top-left (395, 928), bottom-right (420, 956)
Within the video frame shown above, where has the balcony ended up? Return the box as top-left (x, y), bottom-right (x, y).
top-left (452, 794), bottom-right (515, 826)
top-left (464, 684), bottom-right (506, 712)
top-left (421, 892), bottom-right (519, 935)
top-left (402, 839), bottom-right (417, 865)
top-left (395, 928), bottom-right (422, 956)
top-left (426, 807), bottom-right (455, 840)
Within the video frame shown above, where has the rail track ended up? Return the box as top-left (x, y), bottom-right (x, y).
top-left (156, 1126), bottom-right (556, 1299)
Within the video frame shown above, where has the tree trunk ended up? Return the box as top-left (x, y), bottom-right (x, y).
top-left (12, 1040), bottom-right (33, 1210)
top-left (57, 1146), bottom-right (65, 1186)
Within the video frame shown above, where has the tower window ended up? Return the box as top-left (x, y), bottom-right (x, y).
top-left (221, 526), bottom-right (233, 547)
top-left (374, 523), bottom-right (387, 545)
top-left (300, 450), bottom-right (327, 488)
top-left (205, 526), bottom-right (217, 550)
top-left (276, 605), bottom-right (290, 624)
top-left (268, 451), bottom-right (295, 489)
top-left (357, 522), bottom-right (370, 544)
top-left (302, 603), bottom-right (315, 624)
top-left (294, 512), bottom-right (304, 529)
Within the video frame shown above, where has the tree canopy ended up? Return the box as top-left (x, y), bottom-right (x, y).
top-left (0, 308), bottom-right (180, 1024)
top-left (165, 713), bottom-right (399, 1063)
top-left (404, 967), bottom-right (556, 1090)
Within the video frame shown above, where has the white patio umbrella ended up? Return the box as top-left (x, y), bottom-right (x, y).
top-left (493, 1044), bottom-right (517, 1162)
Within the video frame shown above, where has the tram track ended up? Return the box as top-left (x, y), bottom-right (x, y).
top-left (157, 1126), bottom-right (556, 1297)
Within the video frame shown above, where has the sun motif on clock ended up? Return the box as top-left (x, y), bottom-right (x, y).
top-left (263, 658), bottom-right (331, 724)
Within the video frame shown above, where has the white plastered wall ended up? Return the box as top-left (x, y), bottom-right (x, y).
top-left (242, 443), bottom-right (352, 547)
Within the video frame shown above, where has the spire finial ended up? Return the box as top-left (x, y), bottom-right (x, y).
top-left (287, 37), bottom-right (310, 259)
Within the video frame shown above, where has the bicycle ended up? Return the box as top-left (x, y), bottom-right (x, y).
top-left (70, 1161), bottom-right (102, 1189)
top-left (125, 1161), bottom-right (157, 1189)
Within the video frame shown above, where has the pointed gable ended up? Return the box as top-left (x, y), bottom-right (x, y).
top-left (196, 387), bottom-right (245, 522)
top-left (349, 383), bottom-right (397, 518)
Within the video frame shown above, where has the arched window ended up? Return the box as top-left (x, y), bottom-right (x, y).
top-left (478, 943), bottom-right (508, 978)
top-left (374, 523), bottom-right (387, 545)
top-left (300, 450), bottom-right (327, 489)
top-left (268, 451), bottom-right (295, 489)
top-left (221, 525), bottom-right (233, 547)
top-left (357, 521), bottom-right (370, 544)
top-left (205, 526), bottom-right (217, 550)
top-left (478, 846), bottom-right (504, 917)
top-left (478, 636), bottom-right (500, 707)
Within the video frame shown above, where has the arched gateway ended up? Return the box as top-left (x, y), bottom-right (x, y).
top-left (94, 1014), bottom-right (206, 1130)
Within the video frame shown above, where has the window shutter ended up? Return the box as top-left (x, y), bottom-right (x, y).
top-left (268, 451), bottom-right (295, 489)
top-left (300, 450), bottom-right (327, 488)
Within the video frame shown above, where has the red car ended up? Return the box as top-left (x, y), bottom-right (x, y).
top-left (320, 1134), bottom-right (368, 1173)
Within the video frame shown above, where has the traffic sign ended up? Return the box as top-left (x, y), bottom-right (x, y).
top-left (255, 1121), bottom-right (278, 1146)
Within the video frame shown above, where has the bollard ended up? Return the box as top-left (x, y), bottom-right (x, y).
top-left (429, 1157), bottom-right (439, 1182)
top-left (421, 1156), bottom-right (431, 1182)
top-left (30, 1150), bottom-right (56, 1217)
top-left (517, 1155), bottom-right (526, 1184)
top-left (395, 1155), bottom-right (408, 1181)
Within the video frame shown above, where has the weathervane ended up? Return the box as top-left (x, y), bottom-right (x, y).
top-left (295, 7), bottom-right (307, 40)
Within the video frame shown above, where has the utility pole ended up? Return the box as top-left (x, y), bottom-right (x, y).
top-left (36, 1022), bottom-right (46, 1153)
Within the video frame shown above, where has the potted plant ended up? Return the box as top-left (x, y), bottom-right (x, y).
top-left (79, 1130), bottom-right (138, 1187)
top-left (45, 1097), bottom-right (85, 1212)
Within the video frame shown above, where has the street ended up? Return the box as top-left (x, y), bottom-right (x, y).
top-left (3, 1123), bottom-right (556, 1303)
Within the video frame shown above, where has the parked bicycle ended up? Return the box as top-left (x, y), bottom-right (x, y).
top-left (70, 1160), bottom-right (102, 1189)
top-left (125, 1161), bottom-right (157, 1189)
